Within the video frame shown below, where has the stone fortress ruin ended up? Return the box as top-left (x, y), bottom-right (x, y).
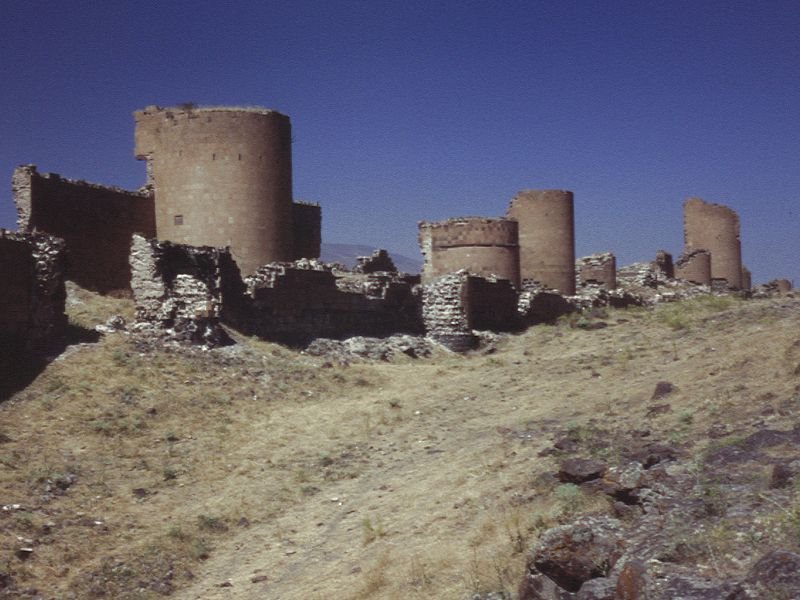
top-left (1, 104), bottom-right (795, 369)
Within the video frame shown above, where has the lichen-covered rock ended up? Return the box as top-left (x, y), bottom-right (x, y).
top-left (530, 516), bottom-right (625, 593)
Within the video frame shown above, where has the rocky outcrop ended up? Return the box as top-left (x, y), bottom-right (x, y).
top-left (518, 426), bottom-right (800, 599)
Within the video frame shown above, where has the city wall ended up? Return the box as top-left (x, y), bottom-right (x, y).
top-left (675, 249), bottom-right (712, 286)
top-left (418, 217), bottom-right (520, 288)
top-left (576, 252), bottom-right (617, 289)
top-left (292, 201), bottom-right (322, 260)
top-left (0, 230), bottom-right (66, 365)
top-left (13, 165), bottom-right (155, 294)
top-left (683, 197), bottom-right (742, 288)
top-left (134, 106), bottom-right (295, 275)
top-left (507, 189), bottom-right (575, 295)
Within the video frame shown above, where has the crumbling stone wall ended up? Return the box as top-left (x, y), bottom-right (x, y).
top-left (653, 250), bottom-right (674, 279)
top-left (0, 230), bottom-right (66, 361)
top-left (576, 252), bottom-right (616, 289)
top-left (134, 105), bottom-right (295, 275)
top-left (675, 249), bottom-right (712, 286)
top-left (353, 249), bottom-right (397, 274)
top-left (13, 165), bottom-right (155, 294)
top-left (129, 234), bottom-right (230, 346)
top-left (507, 189), bottom-right (575, 295)
top-left (421, 270), bottom-right (519, 351)
top-left (418, 217), bottom-right (520, 287)
top-left (291, 201), bottom-right (321, 260)
top-left (233, 262), bottom-right (422, 346)
top-left (683, 197), bottom-right (742, 289)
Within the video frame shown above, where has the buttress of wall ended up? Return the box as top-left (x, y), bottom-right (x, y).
top-left (507, 189), bottom-right (575, 295)
top-left (0, 235), bottom-right (33, 338)
top-left (12, 165), bottom-right (155, 294)
top-left (683, 197), bottom-right (742, 289)
top-left (418, 217), bottom-right (520, 288)
top-left (292, 202), bottom-right (321, 260)
top-left (134, 106), bottom-right (294, 276)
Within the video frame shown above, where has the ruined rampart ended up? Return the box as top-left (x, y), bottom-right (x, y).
top-left (507, 189), bottom-right (575, 295)
top-left (675, 249), bottom-right (712, 286)
top-left (292, 201), bottom-right (321, 260)
top-left (13, 165), bottom-right (155, 294)
top-left (576, 252), bottom-right (617, 289)
top-left (0, 230), bottom-right (66, 363)
top-left (683, 197), bottom-right (742, 289)
top-left (134, 106), bottom-right (294, 275)
top-left (418, 217), bottom-right (520, 287)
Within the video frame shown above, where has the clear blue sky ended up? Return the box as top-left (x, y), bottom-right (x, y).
top-left (1, 1), bottom-right (798, 284)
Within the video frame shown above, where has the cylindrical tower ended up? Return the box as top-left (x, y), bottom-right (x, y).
top-left (418, 217), bottom-right (520, 288)
top-left (683, 197), bottom-right (742, 289)
top-left (134, 105), bottom-right (293, 275)
top-left (675, 249), bottom-right (712, 286)
top-left (507, 190), bottom-right (575, 295)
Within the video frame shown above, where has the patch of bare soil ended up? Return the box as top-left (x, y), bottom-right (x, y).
top-left (0, 291), bottom-right (798, 599)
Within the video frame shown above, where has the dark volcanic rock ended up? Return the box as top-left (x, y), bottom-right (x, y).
top-left (531, 516), bottom-right (625, 593)
top-left (742, 550), bottom-right (800, 598)
top-left (558, 459), bottom-right (607, 484)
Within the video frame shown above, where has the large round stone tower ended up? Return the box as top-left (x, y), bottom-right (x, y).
top-left (506, 189), bottom-right (575, 295)
top-left (682, 197), bottom-right (742, 289)
top-left (418, 217), bottom-right (520, 288)
top-left (134, 105), bottom-right (294, 275)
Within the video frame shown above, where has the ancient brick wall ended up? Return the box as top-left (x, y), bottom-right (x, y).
top-left (507, 189), bottom-right (575, 295)
top-left (134, 106), bottom-right (294, 275)
top-left (129, 234), bottom-right (230, 346)
top-left (576, 252), bottom-right (617, 289)
top-left (292, 202), bottom-right (321, 260)
top-left (421, 271), bottom-right (520, 351)
top-left (675, 249), bottom-right (712, 286)
top-left (418, 217), bottom-right (520, 287)
top-left (232, 264), bottom-right (422, 346)
top-left (13, 165), bottom-right (155, 294)
top-left (0, 230), bottom-right (66, 362)
top-left (683, 197), bottom-right (742, 289)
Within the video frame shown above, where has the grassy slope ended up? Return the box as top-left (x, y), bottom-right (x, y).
top-left (0, 290), bottom-right (799, 599)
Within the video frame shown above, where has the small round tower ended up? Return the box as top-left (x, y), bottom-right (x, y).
top-left (675, 249), bottom-right (712, 286)
top-left (418, 217), bottom-right (520, 287)
top-left (683, 197), bottom-right (742, 289)
top-left (507, 190), bottom-right (575, 295)
top-left (134, 105), bottom-right (293, 275)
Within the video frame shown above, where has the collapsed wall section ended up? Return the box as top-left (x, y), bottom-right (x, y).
top-left (418, 217), bottom-right (520, 288)
top-left (683, 197), bottom-right (742, 289)
top-left (0, 230), bottom-right (66, 362)
top-left (507, 190), bottom-right (575, 295)
top-left (292, 202), bottom-right (321, 260)
top-left (134, 105), bottom-right (294, 275)
top-left (129, 234), bottom-right (231, 346)
top-left (13, 165), bottom-right (155, 294)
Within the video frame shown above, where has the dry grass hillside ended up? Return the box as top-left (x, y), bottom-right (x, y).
top-left (1, 287), bottom-right (799, 599)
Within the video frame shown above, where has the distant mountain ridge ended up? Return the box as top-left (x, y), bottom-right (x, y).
top-left (320, 243), bottom-right (422, 274)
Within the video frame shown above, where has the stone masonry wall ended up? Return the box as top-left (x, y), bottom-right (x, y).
top-left (354, 249), bottom-right (397, 274)
top-left (683, 197), bottom-right (742, 288)
top-left (13, 165), bottom-right (155, 294)
top-left (421, 272), bottom-right (476, 351)
top-left (675, 249), bottom-right (712, 286)
top-left (576, 252), bottom-right (617, 289)
top-left (292, 201), bottom-right (321, 260)
top-left (129, 234), bottom-right (230, 346)
top-left (234, 262), bottom-right (422, 346)
top-left (0, 230), bottom-right (66, 364)
top-left (418, 217), bottom-right (520, 287)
